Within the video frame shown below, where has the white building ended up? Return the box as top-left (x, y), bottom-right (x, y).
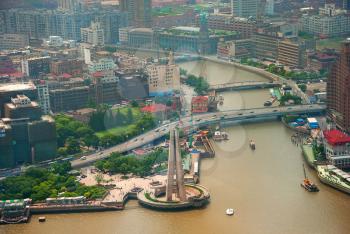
top-left (323, 129), bottom-right (350, 169)
top-left (88, 58), bottom-right (117, 73)
top-left (145, 52), bottom-right (180, 96)
top-left (36, 84), bottom-right (51, 114)
top-left (81, 22), bottom-right (105, 46)
top-left (44, 36), bottom-right (64, 47)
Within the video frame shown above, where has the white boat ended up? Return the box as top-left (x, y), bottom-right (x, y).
top-left (226, 208), bottom-right (234, 216)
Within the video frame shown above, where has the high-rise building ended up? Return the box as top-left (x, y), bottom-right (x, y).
top-left (198, 13), bottom-right (211, 55)
top-left (120, 0), bottom-right (152, 27)
top-left (0, 34), bottom-right (29, 50)
top-left (58, 0), bottom-right (83, 11)
top-left (265, 0), bottom-right (274, 15)
top-left (1, 9), bottom-right (128, 42)
top-left (81, 22), bottom-right (105, 46)
top-left (36, 84), bottom-right (51, 115)
top-left (231, 0), bottom-right (259, 19)
top-left (327, 39), bottom-right (350, 132)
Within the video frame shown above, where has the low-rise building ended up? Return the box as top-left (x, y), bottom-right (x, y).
top-left (323, 129), bottom-right (350, 169)
top-left (145, 53), bottom-right (180, 96)
top-left (50, 59), bottom-right (83, 75)
top-left (0, 34), bottom-right (29, 50)
top-left (81, 21), bottom-right (105, 46)
top-left (21, 56), bottom-right (51, 78)
top-left (217, 39), bottom-right (255, 59)
top-left (191, 96), bottom-right (209, 113)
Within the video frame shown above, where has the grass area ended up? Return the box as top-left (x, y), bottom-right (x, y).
top-left (96, 107), bottom-right (141, 138)
top-left (144, 192), bottom-right (179, 203)
top-left (96, 125), bottom-right (135, 138)
top-left (317, 37), bottom-right (347, 51)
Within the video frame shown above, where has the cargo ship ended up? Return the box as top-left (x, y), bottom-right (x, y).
top-left (317, 165), bottom-right (350, 195)
top-left (301, 164), bottom-right (319, 192)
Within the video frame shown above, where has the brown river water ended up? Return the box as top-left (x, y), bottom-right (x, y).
top-left (1, 60), bottom-right (349, 234)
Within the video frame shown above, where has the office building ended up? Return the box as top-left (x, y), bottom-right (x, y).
top-left (254, 31), bottom-right (281, 61)
top-left (277, 39), bottom-right (307, 68)
top-left (81, 22), bottom-right (105, 46)
top-left (231, 0), bottom-right (259, 19)
top-left (0, 95), bottom-right (57, 168)
top-left (327, 39), bottom-right (350, 132)
top-left (302, 4), bottom-right (350, 37)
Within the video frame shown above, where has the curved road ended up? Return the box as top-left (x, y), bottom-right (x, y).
top-left (71, 104), bottom-right (325, 168)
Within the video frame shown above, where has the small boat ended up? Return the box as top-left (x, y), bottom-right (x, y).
top-left (249, 140), bottom-right (256, 150)
top-left (226, 208), bottom-right (234, 216)
top-left (301, 164), bottom-right (319, 192)
top-left (38, 216), bottom-right (46, 222)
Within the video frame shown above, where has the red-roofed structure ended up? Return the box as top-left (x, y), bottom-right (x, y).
top-left (323, 130), bottom-right (350, 146)
top-left (141, 103), bottom-right (169, 113)
top-left (323, 129), bottom-right (350, 168)
top-left (141, 103), bottom-right (169, 121)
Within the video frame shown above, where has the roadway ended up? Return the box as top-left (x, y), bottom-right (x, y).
top-left (71, 104), bottom-right (326, 168)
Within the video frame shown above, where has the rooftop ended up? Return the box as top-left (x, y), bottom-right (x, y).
top-left (323, 129), bottom-right (350, 146)
top-left (0, 83), bottom-right (36, 92)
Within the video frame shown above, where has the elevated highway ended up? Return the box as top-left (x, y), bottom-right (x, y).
top-left (71, 104), bottom-right (326, 168)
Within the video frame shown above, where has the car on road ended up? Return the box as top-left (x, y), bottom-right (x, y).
top-left (287, 107), bottom-right (292, 110)
top-left (250, 111), bottom-right (254, 114)
top-left (238, 113), bottom-right (243, 115)
top-left (155, 129), bottom-right (160, 132)
top-left (80, 156), bottom-right (87, 160)
top-left (99, 152), bottom-right (103, 155)
top-left (134, 138), bottom-right (138, 142)
top-left (272, 110), bottom-right (278, 112)
top-left (196, 119), bottom-right (202, 122)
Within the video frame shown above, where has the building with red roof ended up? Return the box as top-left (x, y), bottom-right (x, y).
top-left (141, 103), bottom-right (170, 121)
top-left (191, 96), bottom-right (208, 113)
top-left (323, 129), bottom-right (350, 168)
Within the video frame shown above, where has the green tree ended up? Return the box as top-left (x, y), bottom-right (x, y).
top-left (65, 137), bottom-right (81, 154)
top-left (298, 84), bottom-right (307, 92)
top-left (126, 108), bottom-right (134, 124)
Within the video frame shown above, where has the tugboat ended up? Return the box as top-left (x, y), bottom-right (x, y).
top-left (301, 164), bottom-right (319, 192)
top-left (38, 216), bottom-right (46, 222)
top-left (226, 208), bottom-right (234, 216)
top-left (249, 140), bottom-right (256, 150)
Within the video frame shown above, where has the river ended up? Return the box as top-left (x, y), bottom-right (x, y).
top-left (1, 60), bottom-right (349, 234)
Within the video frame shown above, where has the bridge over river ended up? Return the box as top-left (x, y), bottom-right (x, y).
top-left (71, 104), bottom-right (326, 168)
top-left (209, 81), bottom-right (280, 92)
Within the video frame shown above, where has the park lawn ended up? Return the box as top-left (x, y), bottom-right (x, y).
top-left (316, 37), bottom-right (346, 51)
top-left (96, 107), bottom-right (142, 138)
top-left (112, 106), bottom-right (141, 119)
top-left (95, 124), bottom-right (137, 138)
